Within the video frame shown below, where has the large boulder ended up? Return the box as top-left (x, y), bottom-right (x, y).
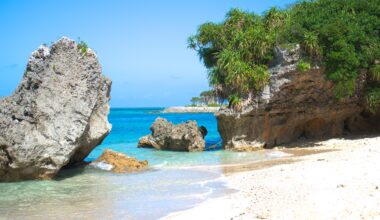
top-left (0, 37), bottom-right (112, 181)
top-left (217, 45), bottom-right (380, 150)
top-left (138, 117), bottom-right (207, 152)
top-left (90, 149), bottom-right (148, 173)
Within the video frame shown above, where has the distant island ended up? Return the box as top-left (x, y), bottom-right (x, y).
top-left (162, 106), bottom-right (220, 113)
top-left (163, 90), bottom-right (226, 113)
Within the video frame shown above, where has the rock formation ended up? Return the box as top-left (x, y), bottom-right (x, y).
top-left (0, 37), bottom-right (112, 181)
top-left (216, 45), bottom-right (380, 150)
top-left (138, 117), bottom-right (207, 152)
top-left (91, 149), bottom-right (148, 173)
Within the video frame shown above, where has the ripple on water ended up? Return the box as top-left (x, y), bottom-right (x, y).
top-left (0, 108), bottom-right (271, 219)
top-left (0, 166), bottom-right (239, 219)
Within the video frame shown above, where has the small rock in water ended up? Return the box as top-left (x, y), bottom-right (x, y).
top-left (92, 149), bottom-right (148, 173)
top-left (138, 117), bottom-right (207, 152)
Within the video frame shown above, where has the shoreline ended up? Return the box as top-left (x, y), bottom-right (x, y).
top-left (163, 135), bottom-right (380, 219)
top-left (162, 106), bottom-right (220, 113)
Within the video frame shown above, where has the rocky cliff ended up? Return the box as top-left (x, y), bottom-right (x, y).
top-left (0, 37), bottom-right (112, 181)
top-left (216, 45), bottom-right (380, 150)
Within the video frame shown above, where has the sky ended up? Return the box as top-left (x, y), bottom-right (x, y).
top-left (0, 0), bottom-right (295, 107)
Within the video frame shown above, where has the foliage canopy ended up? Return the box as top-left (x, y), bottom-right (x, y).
top-left (189, 0), bottom-right (380, 110)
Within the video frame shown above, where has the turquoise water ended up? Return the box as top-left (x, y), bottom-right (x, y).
top-left (0, 108), bottom-right (280, 220)
top-left (87, 108), bottom-right (224, 166)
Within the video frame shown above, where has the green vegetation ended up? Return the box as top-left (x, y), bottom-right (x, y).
top-left (190, 90), bottom-right (224, 106)
top-left (190, 96), bottom-right (203, 106)
top-left (188, 8), bottom-right (286, 104)
top-left (286, 0), bottom-right (380, 101)
top-left (367, 86), bottom-right (380, 113)
top-left (77, 40), bottom-right (88, 55)
top-left (370, 64), bottom-right (380, 81)
top-left (296, 60), bottom-right (311, 72)
top-left (228, 94), bottom-right (241, 109)
top-left (189, 0), bottom-right (380, 111)
top-left (206, 103), bottom-right (222, 107)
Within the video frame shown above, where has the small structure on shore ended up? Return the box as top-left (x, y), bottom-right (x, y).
top-left (138, 117), bottom-right (207, 152)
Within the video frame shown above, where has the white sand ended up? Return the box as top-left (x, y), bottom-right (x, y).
top-left (165, 136), bottom-right (380, 220)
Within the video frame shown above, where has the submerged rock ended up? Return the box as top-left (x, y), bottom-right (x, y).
top-left (217, 45), bottom-right (380, 150)
top-left (91, 149), bottom-right (148, 173)
top-left (138, 117), bottom-right (207, 152)
top-left (0, 37), bottom-right (112, 181)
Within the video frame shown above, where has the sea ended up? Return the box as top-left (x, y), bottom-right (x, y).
top-left (0, 108), bottom-right (285, 220)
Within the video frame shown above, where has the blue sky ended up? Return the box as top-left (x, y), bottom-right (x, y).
top-left (0, 0), bottom-right (295, 107)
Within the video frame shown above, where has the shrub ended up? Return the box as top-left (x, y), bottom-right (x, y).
top-left (366, 86), bottom-right (380, 113)
top-left (286, 0), bottom-right (380, 99)
top-left (207, 103), bottom-right (222, 107)
top-left (77, 40), bottom-right (88, 55)
top-left (296, 60), bottom-right (311, 72)
top-left (188, 8), bottom-right (287, 101)
top-left (228, 94), bottom-right (241, 108)
top-left (369, 64), bottom-right (380, 81)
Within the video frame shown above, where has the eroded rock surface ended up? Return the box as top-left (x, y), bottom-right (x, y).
top-left (138, 117), bottom-right (207, 152)
top-left (0, 37), bottom-right (112, 181)
top-left (91, 149), bottom-right (148, 173)
top-left (217, 45), bottom-right (380, 150)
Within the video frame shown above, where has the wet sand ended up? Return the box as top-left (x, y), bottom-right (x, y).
top-left (222, 148), bottom-right (335, 174)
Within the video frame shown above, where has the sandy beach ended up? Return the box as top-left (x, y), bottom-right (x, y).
top-left (165, 136), bottom-right (380, 220)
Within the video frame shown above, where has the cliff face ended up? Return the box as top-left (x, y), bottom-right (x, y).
top-left (216, 45), bottom-right (380, 150)
top-left (0, 37), bottom-right (112, 181)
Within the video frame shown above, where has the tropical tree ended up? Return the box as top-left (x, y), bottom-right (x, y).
top-left (190, 97), bottom-right (202, 106)
top-left (189, 0), bottom-right (380, 111)
top-left (188, 8), bottom-right (287, 106)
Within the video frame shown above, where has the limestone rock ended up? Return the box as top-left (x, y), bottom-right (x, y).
top-left (138, 135), bottom-right (160, 149)
top-left (91, 149), bottom-right (148, 173)
top-left (217, 45), bottom-right (380, 149)
top-left (228, 137), bottom-right (265, 152)
top-left (138, 117), bottom-right (206, 152)
top-left (0, 37), bottom-right (112, 181)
